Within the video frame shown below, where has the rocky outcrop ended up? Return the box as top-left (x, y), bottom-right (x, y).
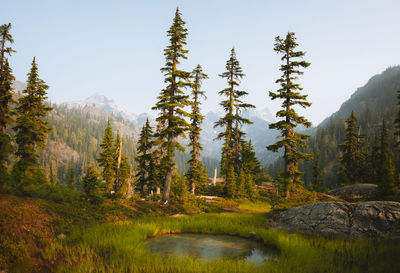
top-left (327, 184), bottom-right (377, 201)
top-left (272, 201), bottom-right (400, 238)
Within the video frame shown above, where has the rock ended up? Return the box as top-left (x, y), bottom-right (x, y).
top-left (327, 184), bottom-right (377, 201)
top-left (272, 201), bottom-right (400, 238)
top-left (170, 214), bottom-right (185, 217)
top-left (57, 233), bottom-right (66, 240)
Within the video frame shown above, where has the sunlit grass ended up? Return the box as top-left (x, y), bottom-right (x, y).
top-left (237, 199), bottom-right (272, 213)
top-left (44, 213), bottom-right (400, 273)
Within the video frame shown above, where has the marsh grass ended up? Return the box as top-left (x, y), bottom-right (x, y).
top-left (44, 213), bottom-right (400, 273)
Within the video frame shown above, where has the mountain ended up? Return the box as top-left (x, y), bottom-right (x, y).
top-left (64, 94), bottom-right (280, 166)
top-left (64, 94), bottom-right (153, 127)
top-left (320, 66), bottom-right (400, 127)
top-left (292, 66), bottom-right (400, 189)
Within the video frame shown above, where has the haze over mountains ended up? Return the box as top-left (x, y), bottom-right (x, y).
top-left (11, 65), bottom-right (400, 184)
top-left (63, 94), bottom-right (279, 163)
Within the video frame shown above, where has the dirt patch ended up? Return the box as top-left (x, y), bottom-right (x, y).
top-left (0, 194), bottom-right (55, 273)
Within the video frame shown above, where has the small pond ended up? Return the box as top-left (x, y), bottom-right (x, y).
top-left (147, 233), bottom-right (278, 263)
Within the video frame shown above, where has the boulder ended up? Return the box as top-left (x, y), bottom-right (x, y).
top-left (327, 184), bottom-right (377, 200)
top-left (272, 201), bottom-right (400, 238)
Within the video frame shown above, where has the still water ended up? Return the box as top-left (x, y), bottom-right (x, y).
top-left (147, 233), bottom-right (278, 263)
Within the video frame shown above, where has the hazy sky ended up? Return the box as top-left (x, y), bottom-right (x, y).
top-left (4, 0), bottom-right (400, 125)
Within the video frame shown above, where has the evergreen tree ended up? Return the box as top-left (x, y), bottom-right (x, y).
top-left (135, 119), bottom-right (154, 195)
top-left (312, 150), bottom-right (324, 191)
top-left (118, 154), bottom-right (131, 198)
top-left (97, 118), bottom-right (114, 195)
top-left (12, 57), bottom-right (52, 187)
top-left (186, 64), bottom-right (208, 195)
top-left (113, 131), bottom-right (130, 198)
top-left (337, 111), bottom-right (368, 185)
top-left (267, 32), bottom-right (312, 198)
top-left (152, 8), bottom-right (192, 202)
top-left (0, 24), bottom-right (15, 184)
top-left (66, 165), bottom-right (76, 189)
top-left (214, 48), bottom-right (254, 195)
top-left (236, 169), bottom-right (246, 198)
top-left (376, 121), bottom-right (397, 199)
top-left (245, 172), bottom-right (255, 198)
top-left (49, 167), bottom-right (56, 185)
top-left (0, 59), bottom-right (15, 181)
top-left (0, 23), bottom-right (15, 71)
top-left (369, 134), bottom-right (380, 184)
top-left (241, 140), bottom-right (262, 179)
top-left (226, 165), bottom-right (237, 198)
top-left (81, 164), bottom-right (104, 204)
top-left (395, 89), bottom-right (400, 147)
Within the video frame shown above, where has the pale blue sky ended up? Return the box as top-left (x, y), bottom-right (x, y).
top-left (4, 0), bottom-right (400, 124)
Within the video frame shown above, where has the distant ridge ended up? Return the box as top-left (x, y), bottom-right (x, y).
top-left (64, 93), bottom-right (153, 127)
top-left (320, 66), bottom-right (400, 127)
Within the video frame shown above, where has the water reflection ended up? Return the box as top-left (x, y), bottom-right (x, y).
top-left (147, 233), bottom-right (278, 263)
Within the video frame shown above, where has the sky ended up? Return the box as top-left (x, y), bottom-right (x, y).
top-left (4, 0), bottom-right (400, 125)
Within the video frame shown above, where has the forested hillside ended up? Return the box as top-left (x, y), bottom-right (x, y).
top-left (40, 104), bottom-right (138, 185)
top-left (268, 66), bottom-right (400, 189)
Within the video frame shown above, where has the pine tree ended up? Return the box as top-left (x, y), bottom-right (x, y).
top-left (0, 23), bottom-right (15, 71)
top-left (152, 8), bottom-right (192, 202)
top-left (245, 172), bottom-right (255, 198)
top-left (97, 118), bottom-right (114, 195)
top-left (113, 131), bottom-right (130, 198)
top-left (395, 89), bottom-right (400, 147)
top-left (214, 48), bottom-right (254, 194)
top-left (82, 164), bottom-right (104, 204)
top-left (66, 165), bottom-right (76, 189)
top-left (118, 155), bottom-right (131, 198)
top-left (267, 32), bottom-right (312, 198)
top-left (0, 24), bottom-right (15, 183)
top-left (337, 111), bottom-right (368, 185)
top-left (186, 64), bottom-right (208, 195)
top-left (369, 134), bottom-right (380, 184)
top-left (312, 150), bottom-right (324, 191)
top-left (236, 169), bottom-right (246, 198)
top-left (241, 140), bottom-right (261, 177)
top-left (226, 165), bottom-right (237, 198)
top-left (136, 119), bottom-right (154, 195)
top-left (376, 121), bottom-right (396, 199)
top-left (12, 57), bottom-right (53, 186)
top-left (0, 59), bottom-right (15, 181)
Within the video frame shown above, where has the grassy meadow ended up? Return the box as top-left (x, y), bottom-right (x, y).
top-left (43, 210), bottom-right (400, 273)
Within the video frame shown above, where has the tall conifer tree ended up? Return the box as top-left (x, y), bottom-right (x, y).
top-left (376, 121), bottom-right (396, 199)
top-left (13, 57), bottom-right (52, 186)
top-left (312, 150), bottom-right (324, 191)
top-left (0, 23), bottom-right (15, 71)
top-left (66, 165), bottom-right (76, 189)
top-left (395, 89), bottom-right (400, 147)
top-left (136, 119), bottom-right (155, 195)
top-left (97, 118), bottom-right (114, 195)
top-left (337, 111), bottom-right (368, 185)
top-left (186, 64), bottom-right (208, 195)
top-left (113, 131), bottom-right (130, 199)
top-left (0, 59), bottom-right (15, 179)
top-left (82, 164), bottom-right (104, 204)
top-left (0, 23), bottom-right (15, 182)
top-left (215, 48), bottom-right (254, 182)
top-left (267, 32), bottom-right (312, 198)
top-left (152, 8), bottom-right (191, 202)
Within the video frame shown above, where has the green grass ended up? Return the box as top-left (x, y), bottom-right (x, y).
top-left (237, 199), bottom-right (272, 213)
top-left (43, 212), bottom-right (400, 273)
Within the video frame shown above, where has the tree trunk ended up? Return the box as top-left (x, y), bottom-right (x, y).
top-left (190, 182), bottom-right (195, 195)
top-left (162, 154), bottom-right (175, 202)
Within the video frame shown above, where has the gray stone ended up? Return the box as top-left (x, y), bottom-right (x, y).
top-left (327, 184), bottom-right (377, 200)
top-left (272, 201), bottom-right (400, 238)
